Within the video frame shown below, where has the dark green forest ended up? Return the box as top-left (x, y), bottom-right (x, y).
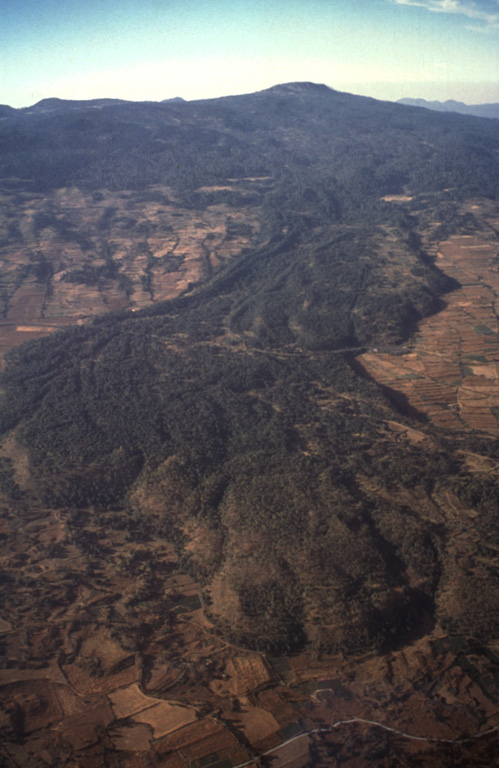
top-left (2, 83), bottom-right (499, 199)
top-left (1, 83), bottom-right (499, 653)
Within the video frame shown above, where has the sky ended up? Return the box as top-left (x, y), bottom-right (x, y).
top-left (1, 0), bottom-right (498, 108)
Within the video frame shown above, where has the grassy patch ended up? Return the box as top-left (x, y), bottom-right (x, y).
top-left (474, 325), bottom-right (496, 336)
top-left (465, 354), bottom-right (487, 363)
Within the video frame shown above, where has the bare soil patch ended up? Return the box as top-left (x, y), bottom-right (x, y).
top-left (236, 701), bottom-right (281, 747)
top-left (62, 661), bottom-right (139, 695)
top-left (225, 654), bottom-right (274, 695)
top-left (382, 194), bottom-right (413, 202)
top-left (111, 723), bottom-right (152, 751)
top-left (266, 737), bottom-right (310, 768)
top-left (157, 718), bottom-right (249, 766)
top-left (134, 700), bottom-right (197, 740)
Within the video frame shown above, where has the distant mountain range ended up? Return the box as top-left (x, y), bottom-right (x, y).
top-left (398, 97), bottom-right (499, 120)
top-left (2, 91), bottom-right (498, 120)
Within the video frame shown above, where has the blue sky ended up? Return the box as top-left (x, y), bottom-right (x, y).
top-left (1, 0), bottom-right (498, 107)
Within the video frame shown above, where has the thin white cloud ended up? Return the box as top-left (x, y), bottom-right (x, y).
top-left (391, 0), bottom-right (499, 31)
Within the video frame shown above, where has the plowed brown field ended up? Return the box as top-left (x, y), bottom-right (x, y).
top-left (226, 653), bottom-right (274, 695)
top-left (156, 718), bottom-right (249, 765)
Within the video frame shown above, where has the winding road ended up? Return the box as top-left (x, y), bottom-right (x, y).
top-left (231, 714), bottom-right (499, 768)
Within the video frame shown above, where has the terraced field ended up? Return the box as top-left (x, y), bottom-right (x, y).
top-left (359, 210), bottom-right (499, 435)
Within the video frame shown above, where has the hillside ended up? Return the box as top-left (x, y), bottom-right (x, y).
top-left (1, 83), bottom-right (499, 766)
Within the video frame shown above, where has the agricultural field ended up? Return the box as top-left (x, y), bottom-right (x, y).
top-left (359, 201), bottom-right (499, 435)
top-left (0, 181), bottom-right (263, 366)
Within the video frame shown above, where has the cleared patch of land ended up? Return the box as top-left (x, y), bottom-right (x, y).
top-left (109, 684), bottom-right (197, 739)
top-left (225, 654), bottom-right (274, 695)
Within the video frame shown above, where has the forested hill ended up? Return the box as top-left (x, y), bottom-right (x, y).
top-left (2, 81), bottom-right (499, 199)
top-left (1, 83), bottom-right (499, 654)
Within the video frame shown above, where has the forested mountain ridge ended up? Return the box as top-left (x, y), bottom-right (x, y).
top-left (2, 81), bottom-right (499, 199)
top-left (1, 83), bottom-right (499, 765)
